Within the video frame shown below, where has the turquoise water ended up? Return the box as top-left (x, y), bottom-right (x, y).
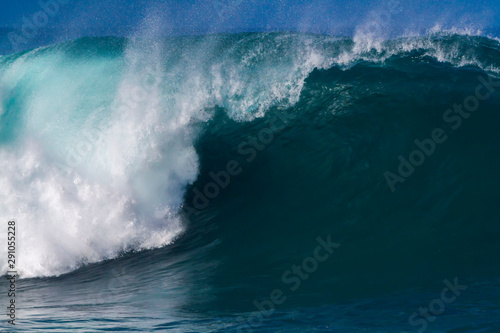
top-left (1, 32), bottom-right (500, 332)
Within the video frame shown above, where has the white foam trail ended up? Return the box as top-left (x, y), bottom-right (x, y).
top-left (0, 140), bottom-right (186, 277)
top-left (0, 38), bottom-right (200, 278)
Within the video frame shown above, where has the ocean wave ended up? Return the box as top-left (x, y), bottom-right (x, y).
top-left (0, 31), bottom-right (499, 278)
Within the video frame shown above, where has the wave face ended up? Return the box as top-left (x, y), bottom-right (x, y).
top-left (1, 32), bottom-right (500, 330)
top-left (0, 32), bottom-right (339, 277)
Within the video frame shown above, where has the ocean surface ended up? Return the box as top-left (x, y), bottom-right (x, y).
top-left (1, 31), bottom-right (500, 332)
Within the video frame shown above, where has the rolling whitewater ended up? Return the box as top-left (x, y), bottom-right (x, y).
top-left (1, 31), bottom-right (500, 331)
